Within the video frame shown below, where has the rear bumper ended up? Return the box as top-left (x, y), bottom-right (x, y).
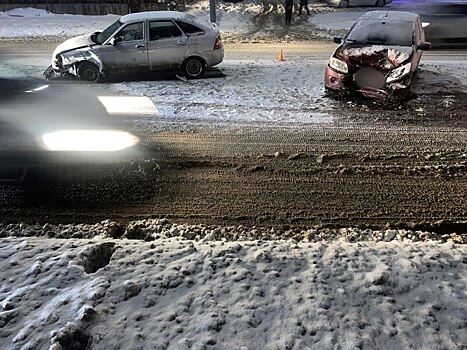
top-left (203, 48), bottom-right (224, 67)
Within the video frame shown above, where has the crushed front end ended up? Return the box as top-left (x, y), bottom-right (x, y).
top-left (325, 45), bottom-right (414, 100)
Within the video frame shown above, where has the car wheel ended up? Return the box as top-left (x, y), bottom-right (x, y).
top-left (77, 61), bottom-right (101, 82)
top-left (375, 0), bottom-right (385, 6)
top-left (339, 0), bottom-right (349, 7)
top-left (183, 57), bottom-right (205, 79)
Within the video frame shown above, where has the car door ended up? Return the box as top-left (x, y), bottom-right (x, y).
top-left (99, 21), bottom-right (149, 75)
top-left (147, 20), bottom-right (188, 71)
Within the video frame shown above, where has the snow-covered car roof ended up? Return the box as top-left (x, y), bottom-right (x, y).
top-left (120, 11), bottom-right (188, 23)
top-left (359, 11), bottom-right (419, 22)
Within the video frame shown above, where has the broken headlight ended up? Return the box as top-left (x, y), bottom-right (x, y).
top-left (61, 53), bottom-right (85, 65)
top-left (386, 62), bottom-right (411, 83)
top-left (328, 57), bottom-right (348, 74)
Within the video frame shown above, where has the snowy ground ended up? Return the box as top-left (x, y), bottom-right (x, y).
top-left (109, 56), bottom-right (467, 130)
top-left (1, 231), bottom-right (465, 350)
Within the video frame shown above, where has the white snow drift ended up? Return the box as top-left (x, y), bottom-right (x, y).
top-left (0, 236), bottom-right (465, 350)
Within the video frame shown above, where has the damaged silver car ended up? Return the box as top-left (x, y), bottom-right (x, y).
top-left (45, 11), bottom-right (224, 81)
top-left (324, 11), bottom-right (431, 100)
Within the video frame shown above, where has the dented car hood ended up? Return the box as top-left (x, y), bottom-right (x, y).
top-left (52, 34), bottom-right (95, 58)
top-left (338, 45), bottom-right (412, 70)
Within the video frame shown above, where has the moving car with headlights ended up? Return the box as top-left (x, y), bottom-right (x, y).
top-left (0, 78), bottom-right (141, 183)
top-left (324, 11), bottom-right (431, 100)
top-left (45, 11), bottom-right (224, 81)
top-left (326, 0), bottom-right (392, 7)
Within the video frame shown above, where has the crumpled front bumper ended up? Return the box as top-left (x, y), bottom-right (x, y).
top-left (324, 66), bottom-right (410, 100)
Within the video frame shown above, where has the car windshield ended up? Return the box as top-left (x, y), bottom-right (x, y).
top-left (347, 20), bottom-right (414, 46)
top-left (95, 20), bottom-right (122, 44)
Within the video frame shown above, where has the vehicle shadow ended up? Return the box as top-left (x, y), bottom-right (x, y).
top-left (50, 68), bottom-right (226, 83)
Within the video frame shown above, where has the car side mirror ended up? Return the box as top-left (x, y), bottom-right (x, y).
top-left (333, 37), bottom-right (343, 44)
top-left (110, 36), bottom-right (122, 45)
top-left (417, 41), bottom-right (431, 51)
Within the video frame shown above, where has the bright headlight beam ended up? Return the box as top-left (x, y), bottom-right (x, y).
top-left (42, 130), bottom-right (139, 152)
top-left (97, 96), bottom-right (157, 116)
top-left (25, 85), bottom-right (49, 93)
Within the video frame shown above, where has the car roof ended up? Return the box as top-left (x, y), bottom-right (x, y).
top-left (120, 11), bottom-right (187, 23)
top-left (358, 11), bottom-right (419, 22)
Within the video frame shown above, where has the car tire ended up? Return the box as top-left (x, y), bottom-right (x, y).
top-left (183, 57), bottom-right (206, 79)
top-left (339, 0), bottom-right (349, 7)
top-left (375, 0), bottom-right (385, 6)
top-left (77, 61), bottom-right (101, 82)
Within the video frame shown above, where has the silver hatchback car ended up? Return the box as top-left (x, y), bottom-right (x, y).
top-left (47, 11), bottom-right (224, 81)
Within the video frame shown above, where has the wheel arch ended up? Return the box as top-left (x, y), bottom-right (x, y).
top-left (181, 55), bottom-right (208, 68)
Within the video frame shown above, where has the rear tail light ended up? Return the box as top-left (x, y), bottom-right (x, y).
top-left (214, 35), bottom-right (223, 50)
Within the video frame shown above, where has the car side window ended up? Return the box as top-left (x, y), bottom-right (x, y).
top-left (175, 21), bottom-right (205, 36)
top-left (117, 22), bottom-right (144, 42)
top-left (149, 21), bottom-right (183, 41)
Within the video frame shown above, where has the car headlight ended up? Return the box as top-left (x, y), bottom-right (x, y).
top-left (42, 130), bottom-right (139, 152)
top-left (328, 57), bottom-right (348, 74)
top-left (62, 52), bottom-right (90, 65)
top-left (386, 62), bottom-right (411, 83)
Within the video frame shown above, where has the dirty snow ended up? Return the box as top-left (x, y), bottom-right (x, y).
top-left (1, 234), bottom-right (466, 350)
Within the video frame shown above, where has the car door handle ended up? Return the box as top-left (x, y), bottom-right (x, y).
top-left (135, 44), bottom-right (146, 49)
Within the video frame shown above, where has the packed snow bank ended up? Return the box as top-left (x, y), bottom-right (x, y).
top-left (187, 0), bottom-right (260, 37)
top-left (1, 219), bottom-right (465, 243)
top-left (0, 8), bottom-right (117, 39)
top-left (0, 7), bottom-right (55, 17)
top-left (1, 237), bottom-right (465, 349)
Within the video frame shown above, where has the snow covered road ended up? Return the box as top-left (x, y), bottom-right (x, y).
top-left (1, 236), bottom-right (466, 350)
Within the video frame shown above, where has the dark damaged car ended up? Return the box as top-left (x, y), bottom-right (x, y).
top-left (324, 11), bottom-right (431, 100)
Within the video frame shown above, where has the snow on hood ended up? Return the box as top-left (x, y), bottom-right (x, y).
top-left (338, 45), bottom-right (412, 70)
top-left (52, 34), bottom-right (95, 58)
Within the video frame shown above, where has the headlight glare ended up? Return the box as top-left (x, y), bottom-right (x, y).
top-left (42, 130), bottom-right (139, 152)
top-left (329, 57), bottom-right (348, 74)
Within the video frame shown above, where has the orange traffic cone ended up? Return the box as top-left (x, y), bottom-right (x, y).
top-left (277, 49), bottom-right (285, 62)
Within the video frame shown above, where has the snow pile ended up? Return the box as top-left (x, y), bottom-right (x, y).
top-left (1, 219), bottom-right (465, 244)
top-left (0, 9), bottom-right (117, 39)
top-left (187, 0), bottom-right (261, 37)
top-left (1, 237), bottom-right (465, 349)
top-left (1, 7), bottom-right (55, 18)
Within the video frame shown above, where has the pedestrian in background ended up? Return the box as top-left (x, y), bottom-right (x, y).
top-left (285, 0), bottom-right (293, 26)
top-left (299, 0), bottom-right (310, 16)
